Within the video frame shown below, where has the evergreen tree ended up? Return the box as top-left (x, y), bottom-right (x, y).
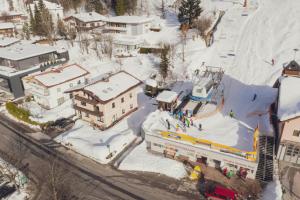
top-left (178, 0), bottom-right (202, 26)
top-left (57, 18), bottom-right (66, 37)
top-left (33, 4), bottom-right (42, 35)
top-left (38, 0), bottom-right (46, 12)
top-left (115, 0), bottom-right (125, 15)
top-left (161, 0), bottom-right (165, 19)
top-left (159, 45), bottom-right (170, 81)
top-left (29, 6), bottom-right (35, 34)
top-left (22, 22), bottom-right (30, 40)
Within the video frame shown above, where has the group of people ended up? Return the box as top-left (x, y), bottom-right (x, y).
top-left (165, 109), bottom-right (203, 132)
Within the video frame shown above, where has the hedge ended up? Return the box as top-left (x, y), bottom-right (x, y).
top-left (6, 102), bottom-right (41, 126)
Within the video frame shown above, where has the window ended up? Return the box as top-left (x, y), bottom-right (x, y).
top-left (85, 112), bottom-right (89, 117)
top-left (121, 97), bottom-right (124, 103)
top-left (286, 145), bottom-right (294, 156)
top-left (129, 93), bottom-right (132, 98)
top-left (95, 106), bottom-right (99, 111)
top-left (57, 88), bottom-right (61, 92)
top-left (293, 130), bottom-right (300, 137)
top-left (130, 104), bottom-right (133, 109)
top-left (112, 102), bottom-right (115, 108)
top-left (77, 80), bottom-right (81, 84)
top-left (196, 88), bottom-right (202, 93)
top-left (122, 109), bottom-right (125, 114)
top-left (70, 94), bottom-right (73, 98)
top-left (97, 116), bottom-right (104, 122)
top-left (81, 101), bottom-right (86, 106)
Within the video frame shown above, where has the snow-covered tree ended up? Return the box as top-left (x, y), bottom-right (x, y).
top-left (178, 0), bottom-right (202, 26)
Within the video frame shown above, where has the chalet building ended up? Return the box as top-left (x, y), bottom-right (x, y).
top-left (113, 35), bottom-right (143, 57)
top-left (64, 12), bottom-right (106, 31)
top-left (0, 11), bottom-right (27, 23)
top-left (104, 16), bottom-right (153, 36)
top-left (0, 22), bottom-right (15, 36)
top-left (276, 76), bottom-right (300, 165)
top-left (282, 60), bottom-right (300, 77)
top-left (67, 71), bottom-right (142, 130)
top-left (0, 44), bottom-right (69, 98)
top-left (23, 64), bottom-right (89, 109)
top-left (30, 0), bottom-right (64, 23)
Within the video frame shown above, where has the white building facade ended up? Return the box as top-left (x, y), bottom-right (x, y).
top-left (23, 64), bottom-right (89, 109)
top-left (105, 16), bottom-right (153, 36)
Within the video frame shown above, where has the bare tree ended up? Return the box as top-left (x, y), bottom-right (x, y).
top-left (40, 157), bottom-right (88, 200)
top-left (0, 136), bottom-right (29, 190)
top-left (180, 24), bottom-right (189, 62)
top-left (101, 35), bottom-right (113, 59)
top-left (194, 17), bottom-right (212, 37)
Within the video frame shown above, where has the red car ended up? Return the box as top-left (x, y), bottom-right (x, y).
top-left (205, 185), bottom-right (238, 200)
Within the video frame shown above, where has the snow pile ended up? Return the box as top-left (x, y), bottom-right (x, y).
top-left (23, 100), bottom-right (75, 123)
top-left (56, 119), bottom-right (137, 164)
top-left (261, 179), bottom-right (282, 200)
top-left (119, 141), bottom-right (187, 179)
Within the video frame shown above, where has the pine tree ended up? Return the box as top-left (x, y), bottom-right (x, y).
top-left (29, 6), bottom-right (35, 34)
top-left (34, 3), bottom-right (42, 35)
top-left (38, 0), bottom-right (46, 12)
top-left (115, 0), bottom-right (125, 16)
top-left (161, 0), bottom-right (166, 19)
top-left (22, 22), bottom-right (30, 40)
top-left (160, 45), bottom-right (170, 81)
top-left (178, 0), bottom-right (202, 26)
top-left (57, 18), bottom-right (66, 37)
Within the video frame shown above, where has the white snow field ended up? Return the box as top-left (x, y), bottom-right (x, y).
top-left (119, 141), bottom-right (187, 179)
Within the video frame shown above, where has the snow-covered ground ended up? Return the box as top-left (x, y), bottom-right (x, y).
top-left (55, 88), bottom-right (156, 164)
top-left (22, 100), bottom-right (75, 123)
top-left (119, 141), bottom-right (187, 179)
top-left (261, 178), bottom-right (282, 200)
top-left (0, 158), bottom-right (28, 200)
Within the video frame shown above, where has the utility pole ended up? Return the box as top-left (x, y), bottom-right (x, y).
top-left (293, 48), bottom-right (299, 60)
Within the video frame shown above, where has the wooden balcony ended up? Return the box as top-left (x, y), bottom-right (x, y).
top-left (74, 95), bottom-right (98, 105)
top-left (73, 104), bottom-right (103, 117)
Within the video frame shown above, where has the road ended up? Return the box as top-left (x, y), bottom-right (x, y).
top-left (0, 114), bottom-right (196, 200)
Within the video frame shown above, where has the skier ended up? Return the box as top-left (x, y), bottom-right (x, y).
top-left (252, 93), bottom-right (257, 101)
top-left (176, 124), bottom-right (179, 132)
top-left (186, 118), bottom-right (190, 128)
top-left (198, 123), bottom-right (202, 131)
top-left (166, 119), bottom-right (170, 130)
top-left (271, 58), bottom-right (275, 66)
top-left (229, 109), bottom-right (235, 118)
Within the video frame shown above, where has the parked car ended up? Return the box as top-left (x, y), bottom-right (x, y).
top-left (42, 118), bottom-right (75, 136)
top-left (205, 185), bottom-right (238, 200)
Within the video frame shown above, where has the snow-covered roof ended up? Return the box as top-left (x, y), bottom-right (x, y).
top-left (67, 12), bottom-right (106, 23)
top-left (156, 90), bottom-right (178, 103)
top-left (194, 76), bottom-right (213, 88)
top-left (84, 71), bottom-right (141, 102)
top-left (0, 37), bottom-right (20, 47)
top-left (0, 44), bottom-right (56, 60)
top-left (0, 22), bottom-right (14, 29)
top-left (113, 35), bottom-right (143, 46)
top-left (30, 0), bottom-right (63, 11)
top-left (277, 76), bottom-right (300, 121)
top-left (145, 79), bottom-right (157, 87)
top-left (29, 64), bottom-right (89, 88)
top-left (0, 11), bottom-right (24, 16)
top-left (106, 16), bottom-right (153, 24)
